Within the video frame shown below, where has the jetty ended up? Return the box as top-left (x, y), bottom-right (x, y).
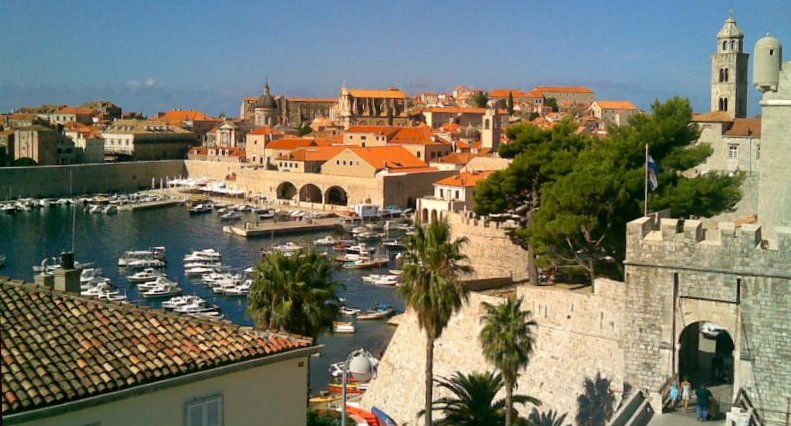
top-left (118, 198), bottom-right (185, 211)
top-left (223, 218), bottom-right (341, 238)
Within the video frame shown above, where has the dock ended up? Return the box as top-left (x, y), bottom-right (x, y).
top-left (119, 199), bottom-right (186, 211)
top-left (223, 218), bottom-right (342, 238)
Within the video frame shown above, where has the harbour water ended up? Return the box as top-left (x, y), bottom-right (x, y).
top-left (0, 205), bottom-right (404, 393)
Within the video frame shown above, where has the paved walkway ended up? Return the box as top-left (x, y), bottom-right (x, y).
top-left (648, 411), bottom-right (726, 426)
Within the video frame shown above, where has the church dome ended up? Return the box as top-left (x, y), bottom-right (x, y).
top-left (254, 82), bottom-right (277, 109)
top-left (717, 16), bottom-right (744, 39)
top-left (755, 33), bottom-right (782, 50)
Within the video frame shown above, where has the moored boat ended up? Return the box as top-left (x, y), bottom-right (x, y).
top-left (357, 303), bottom-right (396, 320)
top-left (332, 321), bottom-right (356, 334)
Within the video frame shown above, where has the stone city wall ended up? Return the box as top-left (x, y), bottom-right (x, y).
top-left (624, 216), bottom-right (791, 424)
top-left (362, 279), bottom-right (627, 425)
top-left (447, 212), bottom-right (531, 279)
top-left (0, 161), bottom-right (186, 198)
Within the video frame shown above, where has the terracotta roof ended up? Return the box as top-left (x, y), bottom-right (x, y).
top-left (286, 97), bottom-right (337, 103)
top-left (189, 147), bottom-right (209, 155)
top-left (691, 111), bottom-right (734, 123)
top-left (345, 126), bottom-right (401, 139)
top-left (0, 280), bottom-right (313, 416)
top-left (724, 118), bottom-right (761, 138)
top-left (424, 107), bottom-right (487, 114)
top-left (595, 100), bottom-right (638, 110)
top-left (535, 86), bottom-right (594, 94)
top-left (434, 171), bottom-right (493, 187)
top-left (489, 89), bottom-right (522, 98)
top-left (248, 126), bottom-right (283, 136)
top-left (276, 145), bottom-right (346, 162)
top-left (343, 146), bottom-right (427, 171)
top-left (210, 147), bottom-right (246, 157)
top-left (266, 137), bottom-right (335, 150)
top-left (347, 88), bottom-right (406, 99)
top-left (390, 125), bottom-right (438, 145)
top-left (154, 110), bottom-right (218, 125)
top-left (439, 122), bottom-right (461, 133)
top-left (434, 152), bottom-right (478, 165)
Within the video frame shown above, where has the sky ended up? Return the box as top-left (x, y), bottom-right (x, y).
top-left (1, 1), bottom-right (790, 117)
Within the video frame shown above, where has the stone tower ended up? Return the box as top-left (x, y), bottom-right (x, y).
top-left (754, 34), bottom-right (789, 238)
top-left (711, 14), bottom-right (749, 118)
top-left (480, 108), bottom-right (501, 151)
top-left (253, 82), bottom-right (278, 127)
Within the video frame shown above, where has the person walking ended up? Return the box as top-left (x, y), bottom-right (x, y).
top-left (681, 377), bottom-right (692, 413)
top-left (669, 380), bottom-right (680, 410)
top-left (695, 384), bottom-right (714, 421)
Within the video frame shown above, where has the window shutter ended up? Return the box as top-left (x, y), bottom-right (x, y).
top-left (187, 403), bottom-right (204, 426)
top-left (185, 394), bottom-right (223, 426)
top-left (206, 398), bottom-right (221, 426)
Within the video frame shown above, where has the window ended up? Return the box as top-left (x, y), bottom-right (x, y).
top-left (722, 40), bottom-right (727, 51)
top-left (729, 145), bottom-right (738, 159)
top-left (360, 136), bottom-right (367, 140)
top-left (718, 97), bottom-right (728, 112)
top-left (455, 190), bottom-right (460, 199)
top-left (185, 394), bottom-right (222, 426)
top-left (440, 189), bottom-right (444, 198)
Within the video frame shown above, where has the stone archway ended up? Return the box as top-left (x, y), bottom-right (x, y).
top-left (325, 186), bottom-right (348, 206)
top-left (276, 181), bottom-right (297, 200)
top-left (430, 209), bottom-right (438, 223)
top-left (421, 208), bottom-right (429, 223)
top-left (678, 321), bottom-right (735, 417)
top-left (299, 184), bottom-right (323, 203)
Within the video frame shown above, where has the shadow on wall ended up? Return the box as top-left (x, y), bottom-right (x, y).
top-left (576, 373), bottom-right (615, 426)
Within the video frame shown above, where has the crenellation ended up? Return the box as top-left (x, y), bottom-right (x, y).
top-left (683, 219), bottom-right (704, 241)
top-left (660, 218), bottom-right (680, 240)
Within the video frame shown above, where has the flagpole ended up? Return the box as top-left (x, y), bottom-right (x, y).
top-left (644, 142), bottom-right (649, 217)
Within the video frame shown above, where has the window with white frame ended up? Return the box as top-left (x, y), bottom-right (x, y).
top-left (185, 394), bottom-right (223, 426)
top-left (728, 145), bottom-right (738, 159)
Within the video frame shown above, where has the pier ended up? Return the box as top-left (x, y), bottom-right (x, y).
top-left (222, 217), bottom-right (342, 238)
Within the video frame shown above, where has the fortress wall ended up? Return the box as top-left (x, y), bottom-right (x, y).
top-left (447, 212), bottom-right (531, 279)
top-left (0, 161), bottom-right (186, 198)
top-left (624, 217), bottom-right (791, 423)
top-left (362, 279), bottom-right (626, 425)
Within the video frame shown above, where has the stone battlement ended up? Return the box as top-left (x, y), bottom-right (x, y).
top-left (626, 216), bottom-right (791, 277)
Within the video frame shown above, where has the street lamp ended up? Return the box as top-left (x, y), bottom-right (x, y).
top-left (341, 348), bottom-right (377, 426)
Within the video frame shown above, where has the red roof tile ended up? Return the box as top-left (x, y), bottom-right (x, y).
top-left (724, 118), bottom-right (761, 137)
top-left (434, 170), bottom-right (493, 187)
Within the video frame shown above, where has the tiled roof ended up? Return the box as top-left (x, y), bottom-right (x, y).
top-left (103, 120), bottom-right (193, 135)
top-left (595, 100), bottom-right (638, 110)
top-left (691, 111), bottom-right (734, 123)
top-left (434, 170), bottom-right (493, 187)
top-left (347, 88), bottom-right (406, 99)
top-left (424, 107), bottom-right (487, 114)
top-left (54, 107), bottom-right (97, 116)
top-left (276, 146), bottom-right (346, 162)
top-left (439, 122), bottom-right (461, 133)
top-left (345, 126), bottom-right (402, 139)
top-left (154, 110), bottom-right (218, 126)
top-left (248, 126), bottom-right (283, 136)
top-left (286, 97), bottom-right (337, 103)
top-left (434, 152), bottom-right (478, 165)
top-left (390, 125), bottom-right (438, 145)
top-left (265, 137), bottom-right (334, 150)
top-left (0, 281), bottom-right (313, 416)
top-left (724, 118), bottom-right (761, 138)
top-left (344, 146), bottom-right (427, 171)
top-left (489, 89), bottom-right (522, 99)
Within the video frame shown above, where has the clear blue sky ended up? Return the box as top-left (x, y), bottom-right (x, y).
top-left (1, 1), bottom-right (789, 117)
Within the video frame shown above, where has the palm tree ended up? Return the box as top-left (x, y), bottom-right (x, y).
top-left (575, 373), bottom-right (615, 426)
top-left (421, 371), bottom-right (539, 426)
top-left (247, 249), bottom-right (340, 339)
top-left (527, 408), bottom-right (570, 426)
top-left (398, 218), bottom-right (472, 426)
top-left (480, 297), bottom-right (538, 426)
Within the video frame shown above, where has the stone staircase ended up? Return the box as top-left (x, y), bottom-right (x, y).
top-left (607, 390), bottom-right (655, 426)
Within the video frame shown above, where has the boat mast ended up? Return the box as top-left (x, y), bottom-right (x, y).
top-left (70, 170), bottom-right (76, 254)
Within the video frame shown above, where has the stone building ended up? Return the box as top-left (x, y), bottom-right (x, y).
top-left (711, 14), bottom-right (749, 118)
top-left (337, 87), bottom-right (410, 129)
top-left (63, 122), bottom-right (105, 163)
top-left (692, 112), bottom-right (761, 174)
top-left (590, 100), bottom-right (640, 126)
top-left (102, 119), bottom-right (198, 161)
top-left (81, 100), bottom-right (122, 121)
top-left (534, 86), bottom-right (595, 106)
top-left (416, 170), bottom-right (493, 222)
top-left (153, 110), bottom-right (220, 145)
top-left (279, 97), bottom-right (337, 127)
top-left (14, 124), bottom-right (75, 165)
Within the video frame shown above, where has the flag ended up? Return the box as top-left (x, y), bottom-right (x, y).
top-left (647, 155), bottom-right (660, 191)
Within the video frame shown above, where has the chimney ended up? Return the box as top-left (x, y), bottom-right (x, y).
top-left (53, 251), bottom-right (80, 294)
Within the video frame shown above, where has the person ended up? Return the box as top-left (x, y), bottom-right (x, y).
top-left (695, 384), bottom-right (713, 421)
top-left (681, 377), bottom-right (692, 413)
top-left (669, 380), bottom-right (680, 409)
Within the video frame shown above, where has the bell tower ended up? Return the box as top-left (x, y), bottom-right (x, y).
top-left (711, 13), bottom-right (749, 118)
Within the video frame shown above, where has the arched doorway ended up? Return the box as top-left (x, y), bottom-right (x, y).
top-left (430, 210), bottom-right (438, 223)
top-left (325, 186), bottom-right (348, 206)
top-left (276, 182), bottom-right (297, 200)
top-left (299, 184), bottom-right (323, 203)
top-left (678, 321), bottom-right (734, 414)
top-left (421, 208), bottom-right (428, 223)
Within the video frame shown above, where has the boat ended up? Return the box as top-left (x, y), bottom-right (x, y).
top-left (271, 242), bottom-right (305, 253)
top-left (141, 283), bottom-right (182, 298)
top-left (80, 268), bottom-right (103, 283)
top-left (255, 208), bottom-right (275, 220)
top-left (357, 304), bottom-right (396, 320)
top-left (137, 276), bottom-right (178, 291)
top-left (388, 269), bottom-right (403, 275)
top-left (355, 230), bottom-right (385, 240)
top-left (188, 203), bottom-right (213, 214)
top-left (362, 274), bottom-right (399, 286)
top-left (183, 249), bottom-right (222, 262)
top-left (127, 268), bottom-right (164, 283)
top-left (174, 299), bottom-right (219, 314)
top-left (313, 235), bottom-right (337, 246)
top-left (309, 392), bottom-right (343, 406)
top-left (332, 321), bottom-right (356, 334)
top-left (185, 266), bottom-right (219, 276)
top-left (88, 204), bottom-right (103, 214)
top-left (327, 382), bottom-right (365, 395)
top-left (223, 280), bottom-right (252, 296)
top-left (162, 295), bottom-right (204, 310)
top-left (125, 258), bottom-right (166, 270)
top-left (103, 205), bottom-right (118, 214)
top-left (190, 311), bottom-right (225, 321)
top-left (339, 306), bottom-right (361, 316)
top-left (183, 261), bottom-right (223, 269)
top-left (220, 211), bottom-right (242, 221)
top-left (382, 239), bottom-right (406, 250)
top-left (82, 281), bottom-right (118, 297)
top-left (346, 243), bottom-right (376, 255)
top-left (118, 247), bottom-right (167, 266)
top-left (342, 257), bottom-right (390, 270)
top-left (97, 290), bottom-right (128, 303)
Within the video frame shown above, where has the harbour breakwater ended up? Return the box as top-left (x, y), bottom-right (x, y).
top-left (0, 161), bottom-right (187, 198)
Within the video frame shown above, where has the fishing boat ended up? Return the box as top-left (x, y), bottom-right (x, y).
top-left (141, 283), bottom-right (182, 298)
top-left (342, 257), bottom-right (389, 270)
top-left (332, 321), bottom-right (356, 334)
top-left (357, 304), bottom-right (396, 320)
top-left (127, 268), bottom-right (164, 283)
top-left (313, 235), bottom-right (337, 246)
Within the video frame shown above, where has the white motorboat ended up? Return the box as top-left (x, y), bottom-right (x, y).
top-left (39, 199), bottom-right (52, 208)
top-left (212, 277), bottom-right (242, 294)
top-left (127, 268), bottom-right (164, 283)
top-left (362, 274), bottom-right (399, 285)
top-left (339, 306), bottom-right (361, 316)
top-left (271, 242), bottom-right (305, 253)
top-left (183, 249), bottom-right (222, 262)
top-left (183, 261), bottom-right (223, 269)
top-left (88, 204), bottom-right (103, 214)
top-left (222, 280), bottom-right (252, 296)
top-left (346, 243), bottom-right (376, 255)
top-left (125, 259), bottom-right (166, 269)
top-left (98, 290), bottom-right (127, 302)
top-left (80, 268), bottom-right (103, 283)
top-left (350, 226), bottom-right (368, 235)
top-left (82, 281), bottom-right (118, 297)
top-left (174, 299), bottom-right (219, 314)
top-left (137, 276), bottom-right (177, 291)
top-left (254, 208), bottom-right (275, 219)
top-left (162, 295), bottom-right (204, 310)
top-left (355, 230), bottom-right (385, 240)
top-left (313, 235), bottom-right (337, 246)
top-left (332, 321), bottom-right (356, 334)
top-left (188, 203), bottom-right (213, 214)
top-left (383, 239), bottom-right (406, 250)
top-left (388, 269), bottom-right (403, 275)
top-left (1, 204), bottom-right (17, 214)
top-left (141, 283), bottom-right (182, 298)
top-left (103, 205), bottom-right (118, 214)
top-left (220, 211), bottom-right (242, 221)
top-left (185, 266), bottom-right (218, 277)
top-left (118, 247), bottom-right (166, 266)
